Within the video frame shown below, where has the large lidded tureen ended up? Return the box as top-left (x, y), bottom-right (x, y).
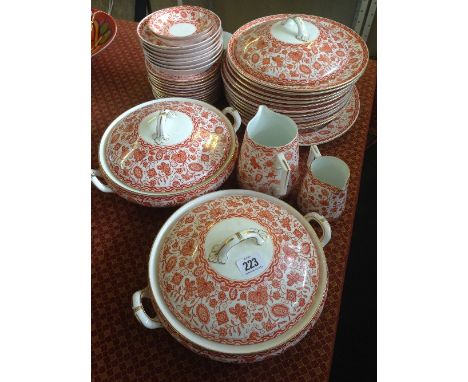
top-left (226, 14), bottom-right (368, 92)
top-left (132, 189), bottom-right (331, 363)
top-left (91, 98), bottom-right (241, 207)
top-left (222, 14), bottom-right (368, 145)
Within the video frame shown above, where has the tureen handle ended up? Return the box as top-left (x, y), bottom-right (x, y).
top-left (208, 229), bottom-right (269, 264)
top-left (91, 169), bottom-right (113, 193)
top-left (273, 153), bottom-right (291, 198)
top-left (304, 212), bottom-right (331, 247)
top-left (281, 16), bottom-right (309, 42)
top-left (132, 287), bottom-right (162, 330)
top-left (222, 107), bottom-right (242, 132)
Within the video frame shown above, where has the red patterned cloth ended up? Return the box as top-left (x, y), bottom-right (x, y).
top-left (92, 19), bottom-right (377, 381)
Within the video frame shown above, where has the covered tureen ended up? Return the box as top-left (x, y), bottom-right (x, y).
top-left (91, 98), bottom-right (240, 207)
top-left (132, 189), bottom-right (331, 363)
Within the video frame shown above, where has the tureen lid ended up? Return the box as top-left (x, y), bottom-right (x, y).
top-left (102, 99), bottom-right (236, 194)
top-left (227, 14), bottom-right (368, 91)
top-left (156, 192), bottom-right (324, 346)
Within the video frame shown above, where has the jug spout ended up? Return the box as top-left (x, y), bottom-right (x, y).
top-left (252, 105), bottom-right (284, 126)
top-left (246, 105), bottom-right (298, 148)
top-left (254, 105), bottom-right (273, 120)
top-left (256, 105), bottom-right (269, 116)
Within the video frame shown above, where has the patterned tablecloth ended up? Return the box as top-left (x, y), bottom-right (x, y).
top-left (92, 19), bottom-right (377, 382)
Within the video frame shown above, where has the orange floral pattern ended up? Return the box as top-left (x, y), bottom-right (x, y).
top-left (158, 195), bottom-right (322, 345)
top-left (247, 285), bottom-right (268, 305)
top-left (154, 285), bottom-right (328, 363)
top-left (298, 86), bottom-right (360, 145)
top-left (105, 100), bottom-right (235, 194)
top-left (228, 14), bottom-right (368, 91)
top-left (196, 277), bottom-right (214, 298)
top-left (237, 133), bottom-right (299, 197)
top-left (229, 303), bottom-right (248, 324)
top-left (91, 22), bottom-right (376, 368)
top-left (147, 6), bottom-right (213, 37)
top-left (98, 153), bottom-right (236, 207)
top-left (297, 163), bottom-right (349, 220)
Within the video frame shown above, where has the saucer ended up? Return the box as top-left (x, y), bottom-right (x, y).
top-left (148, 6), bottom-right (216, 40)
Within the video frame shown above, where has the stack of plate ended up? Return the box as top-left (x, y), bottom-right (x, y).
top-left (137, 6), bottom-right (224, 103)
top-left (222, 14), bottom-right (369, 145)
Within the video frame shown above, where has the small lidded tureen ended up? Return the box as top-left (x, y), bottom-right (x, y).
top-left (91, 98), bottom-right (241, 207)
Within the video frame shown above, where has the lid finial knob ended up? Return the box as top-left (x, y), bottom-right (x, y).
top-left (281, 16), bottom-right (309, 42)
top-left (150, 110), bottom-right (176, 145)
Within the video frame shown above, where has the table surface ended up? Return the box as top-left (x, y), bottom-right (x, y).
top-left (92, 19), bottom-right (376, 382)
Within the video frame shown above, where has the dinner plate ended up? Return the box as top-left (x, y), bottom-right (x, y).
top-left (298, 86), bottom-right (360, 145)
top-left (223, 77), bottom-right (352, 114)
top-left (222, 59), bottom-right (353, 103)
top-left (225, 92), bottom-right (343, 131)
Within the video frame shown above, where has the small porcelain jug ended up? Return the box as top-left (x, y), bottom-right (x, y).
top-left (297, 145), bottom-right (350, 220)
top-left (237, 105), bottom-right (299, 198)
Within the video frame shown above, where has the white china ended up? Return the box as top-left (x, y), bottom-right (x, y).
top-left (144, 39), bottom-right (223, 67)
top-left (137, 6), bottom-right (224, 102)
top-left (227, 14), bottom-right (368, 92)
top-left (132, 189), bottom-right (331, 363)
top-left (297, 86), bottom-right (360, 145)
top-left (147, 6), bottom-right (218, 41)
top-left (91, 98), bottom-right (241, 207)
top-left (145, 48), bottom-right (224, 76)
top-left (297, 146), bottom-right (350, 220)
top-left (237, 106), bottom-right (299, 198)
top-left (222, 14), bottom-right (368, 145)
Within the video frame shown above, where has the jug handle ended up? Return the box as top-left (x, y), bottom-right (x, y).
top-left (274, 153), bottom-right (291, 198)
top-left (307, 145), bottom-right (321, 167)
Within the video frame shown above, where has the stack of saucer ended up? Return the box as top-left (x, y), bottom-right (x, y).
top-left (137, 6), bottom-right (224, 103)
